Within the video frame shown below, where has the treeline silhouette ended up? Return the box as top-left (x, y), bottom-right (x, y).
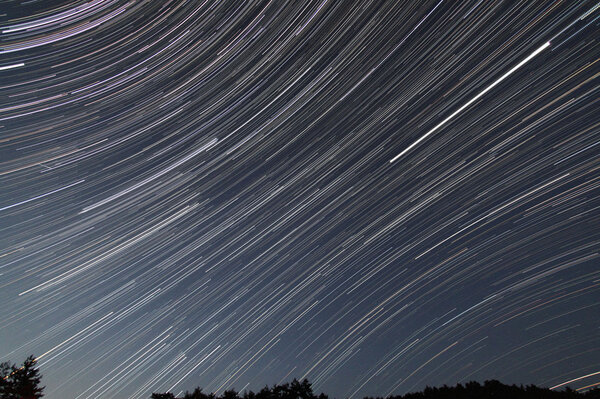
top-left (153, 378), bottom-right (600, 399)
top-left (152, 379), bottom-right (327, 399)
top-left (2, 355), bottom-right (600, 399)
top-left (368, 380), bottom-right (600, 399)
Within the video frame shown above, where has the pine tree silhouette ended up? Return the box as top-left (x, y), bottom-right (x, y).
top-left (0, 355), bottom-right (44, 399)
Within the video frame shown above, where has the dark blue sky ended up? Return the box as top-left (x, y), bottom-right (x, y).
top-left (1, 1), bottom-right (599, 398)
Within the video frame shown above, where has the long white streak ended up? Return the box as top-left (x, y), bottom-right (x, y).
top-left (390, 41), bottom-right (551, 163)
top-left (550, 370), bottom-right (600, 390)
top-left (0, 62), bottom-right (25, 71)
top-left (0, 180), bottom-right (85, 211)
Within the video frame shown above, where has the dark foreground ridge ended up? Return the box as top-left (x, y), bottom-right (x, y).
top-left (152, 378), bottom-right (600, 399)
top-left (1, 355), bottom-right (599, 399)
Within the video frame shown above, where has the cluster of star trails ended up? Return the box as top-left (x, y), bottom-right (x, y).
top-left (1, 1), bottom-right (599, 398)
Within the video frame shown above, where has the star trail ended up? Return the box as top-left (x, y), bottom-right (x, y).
top-left (0, 1), bottom-right (599, 398)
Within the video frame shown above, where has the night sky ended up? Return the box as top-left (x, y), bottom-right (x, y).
top-left (1, 1), bottom-right (599, 398)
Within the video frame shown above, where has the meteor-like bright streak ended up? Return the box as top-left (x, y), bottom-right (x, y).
top-left (0, 62), bottom-right (25, 71)
top-left (390, 41), bottom-right (551, 163)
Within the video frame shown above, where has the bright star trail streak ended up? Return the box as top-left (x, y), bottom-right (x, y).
top-left (0, 63), bottom-right (25, 71)
top-left (1, 2), bottom-right (599, 399)
top-left (389, 41), bottom-right (551, 163)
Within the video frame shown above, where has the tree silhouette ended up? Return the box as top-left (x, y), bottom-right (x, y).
top-left (0, 355), bottom-right (44, 399)
top-left (222, 389), bottom-right (239, 399)
top-left (182, 387), bottom-right (216, 399)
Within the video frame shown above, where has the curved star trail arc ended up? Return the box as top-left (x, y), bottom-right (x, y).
top-left (1, 1), bottom-right (599, 398)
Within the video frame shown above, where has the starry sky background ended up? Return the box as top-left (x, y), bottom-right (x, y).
top-left (1, 1), bottom-right (599, 398)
